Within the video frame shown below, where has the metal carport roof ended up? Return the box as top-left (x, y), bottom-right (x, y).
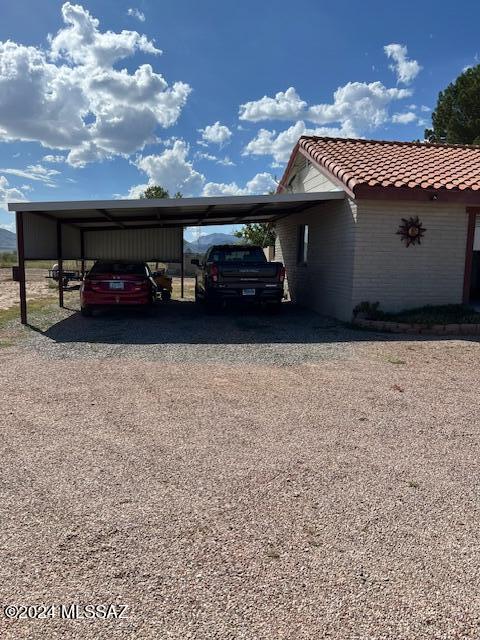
top-left (8, 191), bottom-right (345, 229)
top-left (8, 190), bottom-right (345, 325)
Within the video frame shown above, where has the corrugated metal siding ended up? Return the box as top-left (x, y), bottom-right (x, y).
top-left (62, 224), bottom-right (81, 259)
top-left (84, 227), bottom-right (182, 261)
top-left (23, 212), bottom-right (57, 259)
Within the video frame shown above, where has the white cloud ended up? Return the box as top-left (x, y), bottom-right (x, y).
top-left (0, 3), bottom-right (191, 166)
top-left (127, 7), bottom-right (145, 22)
top-left (196, 152), bottom-right (235, 166)
top-left (243, 121), bottom-right (348, 164)
top-left (0, 175), bottom-right (27, 223)
top-left (306, 82), bottom-right (411, 132)
top-left (392, 111), bottom-right (418, 124)
top-left (134, 140), bottom-right (205, 196)
top-left (384, 43), bottom-right (422, 85)
top-left (0, 221), bottom-right (16, 232)
top-left (239, 81), bottom-right (411, 144)
top-left (50, 2), bottom-right (160, 67)
top-left (239, 87), bottom-right (306, 122)
top-left (0, 164), bottom-right (60, 185)
top-left (420, 105), bottom-right (431, 112)
top-left (198, 121), bottom-right (232, 146)
top-left (202, 172), bottom-right (277, 197)
top-left (42, 154), bottom-right (66, 163)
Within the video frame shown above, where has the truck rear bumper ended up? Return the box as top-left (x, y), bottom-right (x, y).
top-left (206, 284), bottom-right (284, 302)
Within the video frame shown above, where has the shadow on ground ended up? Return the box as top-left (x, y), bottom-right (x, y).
top-left (28, 300), bottom-right (480, 346)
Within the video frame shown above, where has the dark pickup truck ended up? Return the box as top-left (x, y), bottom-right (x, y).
top-left (192, 244), bottom-right (285, 311)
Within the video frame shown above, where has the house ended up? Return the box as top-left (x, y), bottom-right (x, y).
top-left (275, 136), bottom-right (480, 321)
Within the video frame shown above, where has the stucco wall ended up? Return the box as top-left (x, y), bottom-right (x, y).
top-left (353, 200), bottom-right (468, 312)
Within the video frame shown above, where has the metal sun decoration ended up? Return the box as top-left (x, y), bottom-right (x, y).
top-left (396, 216), bottom-right (426, 247)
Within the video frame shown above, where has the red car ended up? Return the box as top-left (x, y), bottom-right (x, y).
top-left (80, 261), bottom-right (158, 316)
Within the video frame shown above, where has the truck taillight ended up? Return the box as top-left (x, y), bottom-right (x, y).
top-left (210, 263), bottom-right (219, 282)
top-left (278, 266), bottom-right (286, 283)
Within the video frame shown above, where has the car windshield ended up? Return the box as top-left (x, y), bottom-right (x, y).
top-left (89, 262), bottom-right (147, 276)
top-left (209, 248), bottom-right (266, 263)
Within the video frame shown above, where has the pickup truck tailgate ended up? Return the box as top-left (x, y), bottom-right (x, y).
top-left (219, 262), bottom-right (279, 281)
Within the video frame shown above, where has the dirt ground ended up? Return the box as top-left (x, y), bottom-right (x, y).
top-left (0, 268), bottom-right (53, 310)
top-left (1, 293), bottom-right (480, 639)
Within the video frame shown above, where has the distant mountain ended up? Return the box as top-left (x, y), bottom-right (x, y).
top-left (0, 228), bottom-right (16, 251)
top-left (186, 232), bottom-right (240, 253)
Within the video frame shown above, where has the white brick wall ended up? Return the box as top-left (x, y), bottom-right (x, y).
top-left (276, 161), bottom-right (469, 320)
top-left (353, 200), bottom-right (468, 312)
top-left (276, 199), bottom-right (357, 320)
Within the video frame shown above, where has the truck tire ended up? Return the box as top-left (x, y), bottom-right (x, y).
top-left (81, 305), bottom-right (92, 317)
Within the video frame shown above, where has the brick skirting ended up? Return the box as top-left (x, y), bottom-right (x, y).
top-left (353, 318), bottom-right (480, 335)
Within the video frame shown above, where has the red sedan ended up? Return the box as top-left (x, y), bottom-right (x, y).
top-left (80, 261), bottom-right (158, 316)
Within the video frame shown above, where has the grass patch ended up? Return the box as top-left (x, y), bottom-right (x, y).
top-left (0, 297), bottom-right (68, 340)
top-left (360, 303), bottom-right (480, 326)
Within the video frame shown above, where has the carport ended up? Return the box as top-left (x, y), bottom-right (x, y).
top-left (8, 191), bottom-right (345, 324)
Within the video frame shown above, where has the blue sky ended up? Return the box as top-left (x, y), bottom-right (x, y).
top-left (0, 0), bottom-right (478, 240)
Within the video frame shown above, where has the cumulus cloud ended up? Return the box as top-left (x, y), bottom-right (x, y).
top-left (384, 43), bottom-right (422, 85)
top-left (243, 121), bottom-right (349, 164)
top-left (198, 121), bottom-right (232, 146)
top-left (127, 139), bottom-right (275, 199)
top-left (0, 3), bottom-right (191, 166)
top-left (239, 81), bottom-right (412, 152)
top-left (391, 111), bottom-right (418, 124)
top-left (241, 80), bottom-right (415, 162)
top-left (50, 2), bottom-right (160, 66)
top-left (134, 140), bottom-right (205, 196)
top-left (306, 81), bottom-right (411, 132)
top-left (0, 175), bottom-right (26, 226)
top-left (239, 87), bottom-right (306, 122)
top-left (202, 172), bottom-right (277, 197)
top-left (127, 7), bottom-right (145, 22)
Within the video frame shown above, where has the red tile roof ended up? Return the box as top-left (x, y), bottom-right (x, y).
top-left (285, 136), bottom-right (480, 199)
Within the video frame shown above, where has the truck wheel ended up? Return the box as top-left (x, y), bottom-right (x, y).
top-left (81, 305), bottom-right (92, 317)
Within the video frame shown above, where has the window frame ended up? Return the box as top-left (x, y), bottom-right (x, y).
top-left (297, 224), bottom-right (309, 265)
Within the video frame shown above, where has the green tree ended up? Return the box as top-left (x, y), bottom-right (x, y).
top-left (141, 185), bottom-right (183, 199)
top-left (425, 65), bottom-right (480, 144)
top-left (234, 223), bottom-right (276, 247)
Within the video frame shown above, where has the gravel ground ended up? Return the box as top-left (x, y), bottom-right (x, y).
top-left (1, 300), bottom-right (480, 639)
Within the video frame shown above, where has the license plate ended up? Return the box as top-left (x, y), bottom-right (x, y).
top-left (242, 288), bottom-right (255, 296)
top-left (109, 281), bottom-right (124, 289)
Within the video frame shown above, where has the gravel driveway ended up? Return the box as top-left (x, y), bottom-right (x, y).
top-left (1, 300), bottom-right (480, 639)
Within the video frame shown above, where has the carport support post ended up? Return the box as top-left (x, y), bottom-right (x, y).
top-left (80, 230), bottom-right (85, 278)
top-left (16, 211), bottom-right (27, 325)
top-left (180, 226), bottom-right (184, 299)
top-left (56, 221), bottom-right (64, 308)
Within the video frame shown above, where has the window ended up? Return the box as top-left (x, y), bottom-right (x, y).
top-left (209, 247), bottom-right (266, 263)
top-left (297, 224), bottom-right (309, 264)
